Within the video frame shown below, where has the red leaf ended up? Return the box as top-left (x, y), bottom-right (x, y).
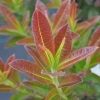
top-left (25, 46), bottom-right (49, 71)
top-left (53, 0), bottom-right (70, 30)
top-left (4, 54), bottom-right (15, 78)
top-left (71, 32), bottom-right (80, 39)
top-left (69, 0), bottom-right (77, 21)
top-left (60, 23), bottom-right (72, 59)
top-left (54, 23), bottom-right (69, 52)
top-left (58, 46), bottom-right (99, 70)
top-left (9, 60), bottom-right (52, 84)
top-left (88, 26), bottom-right (100, 46)
top-left (36, 0), bottom-right (48, 15)
top-left (0, 58), bottom-right (4, 72)
top-left (0, 4), bottom-right (20, 29)
top-left (32, 9), bottom-right (55, 56)
top-left (59, 74), bottom-right (82, 88)
top-left (17, 38), bottom-right (34, 46)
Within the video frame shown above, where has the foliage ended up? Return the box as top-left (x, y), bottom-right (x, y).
top-left (0, 0), bottom-right (100, 100)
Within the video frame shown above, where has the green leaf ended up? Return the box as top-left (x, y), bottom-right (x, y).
top-left (76, 82), bottom-right (97, 96)
top-left (44, 88), bottom-right (59, 100)
top-left (10, 93), bottom-right (28, 100)
top-left (84, 73), bottom-right (100, 83)
top-left (5, 36), bottom-right (24, 47)
top-left (22, 80), bottom-right (52, 96)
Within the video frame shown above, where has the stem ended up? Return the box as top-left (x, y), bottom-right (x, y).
top-left (53, 77), bottom-right (68, 100)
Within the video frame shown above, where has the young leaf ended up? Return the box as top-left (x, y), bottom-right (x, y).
top-left (17, 38), bottom-right (34, 46)
top-left (54, 23), bottom-right (69, 52)
top-left (22, 80), bottom-right (52, 96)
top-left (59, 74), bottom-right (82, 88)
top-left (58, 46), bottom-right (99, 70)
top-left (63, 85), bottom-right (76, 95)
top-left (0, 84), bottom-right (12, 92)
top-left (71, 32), bottom-right (80, 40)
top-left (0, 26), bottom-right (20, 36)
top-left (88, 26), bottom-right (100, 46)
top-left (41, 70), bottom-right (65, 78)
top-left (0, 4), bottom-right (20, 29)
top-left (0, 58), bottom-right (4, 72)
top-left (4, 54), bottom-right (15, 78)
top-left (46, 0), bottom-right (61, 8)
top-left (5, 36), bottom-right (24, 47)
top-left (9, 60), bottom-right (52, 84)
top-left (44, 88), bottom-right (58, 100)
top-left (32, 8), bottom-right (55, 55)
top-left (60, 23), bottom-right (72, 59)
top-left (38, 45), bottom-right (54, 67)
top-left (25, 46), bottom-right (49, 72)
top-left (69, 0), bottom-right (77, 21)
top-left (36, 0), bottom-right (48, 14)
top-left (22, 11), bottom-right (30, 28)
top-left (76, 16), bottom-right (100, 35)
top-left (53, 0), bottom-right (70, 30)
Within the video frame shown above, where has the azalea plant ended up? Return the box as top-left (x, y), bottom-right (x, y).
top-left (0, 0), bottom-right (100, 100)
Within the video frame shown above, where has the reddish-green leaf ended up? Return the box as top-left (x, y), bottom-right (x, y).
top-left (0, 84), bottom-right (12, 92)
top-left (71, 32), bottom-right (80, 39)
top-left (4, 54), bottom-right (15, 78)
top-left (54, 24), bottom-right (78, 52)
top-left (9, 60), bottom-right (52, 84)
top-left (38, 45), bottom-right (54, 66)
top-left (63, 85), bottom-right (76, 95)
top-left (53, 0), bottom-right (70, 30)
top-left (41, 70), bottom-right (65, 78)
top-left (36, 0), bottom-right (48, 14)
top-left (44, 88), bottom-right (58, 100)
top-left (46, 0), bottom-right (61, 8)
top-left (58, 46), bottom-right (99, 70)
top-left (60, 23), bottom-right (72, 59)
top-left (88, 26), bottom-right (100, 46)
top-left (5, 36), bottom-right (23, 47)
top-left (22, 11), bottom-right (30, 28)
top-left (22, 80), bottom-right (52, 96)
top-left (0, 58), bottom-right (4, 72)
top-left (32, 9), bottom-right (55, 56)
top-left (25, 46), bottom-right (49, 71)
top-left (17, 38), bottom-right (34, 46)
top-left (59, 74), bottom-right (82, 88)
top-left (54, 23), bottom-right (69, 52)
top-left (76, 16), bottom-right (100, 35)
top-left (69, 0), bottom-right (77, 21)
top-left (0, 4), bottom-right (20, 29)
top-left (0, 26), bottom-right (20, 36)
